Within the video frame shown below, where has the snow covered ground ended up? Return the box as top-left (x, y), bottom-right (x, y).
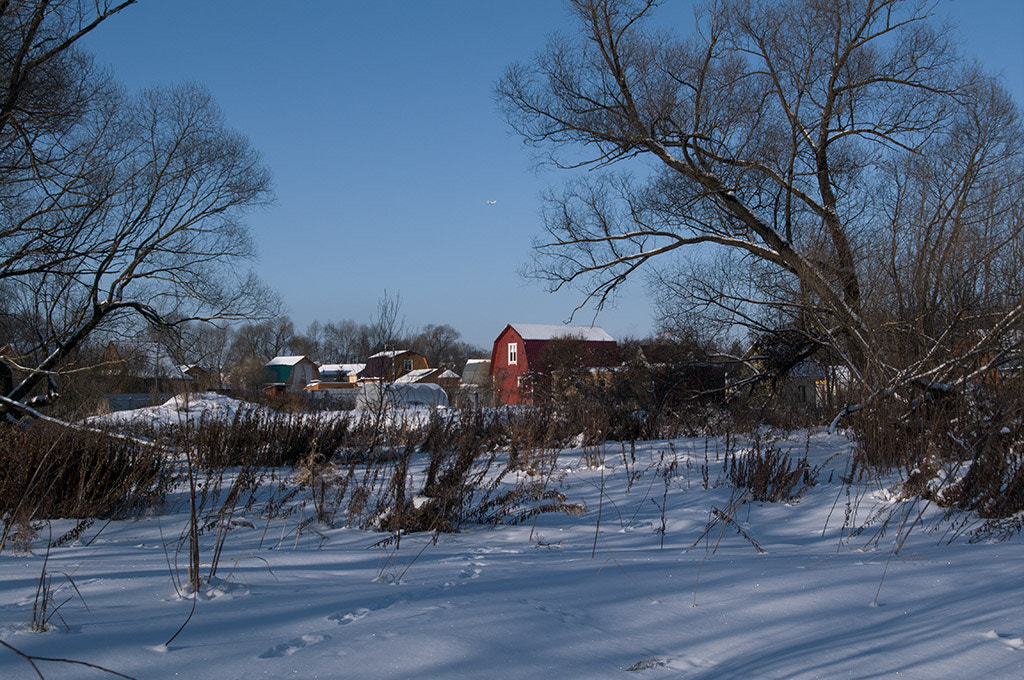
top-left (1, 407), bottom-right (1022, 679)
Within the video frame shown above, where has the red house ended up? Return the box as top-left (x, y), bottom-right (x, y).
top-left (489, 323), bottom-right (618, 405)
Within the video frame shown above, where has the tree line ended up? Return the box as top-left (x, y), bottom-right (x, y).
top-left (496, 0), bottom-right (1023, 425)
top-left (3, 0), bottom-right (1021, 429)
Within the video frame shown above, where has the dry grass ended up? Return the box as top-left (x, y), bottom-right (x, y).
top-left (0, 422), bottom-right (173, 552)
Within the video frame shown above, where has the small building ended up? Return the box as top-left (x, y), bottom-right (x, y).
top-left (359, 350), bottom-right (428, 383)
top-left (458, 358), bottom-right (493, 409)
top-left (395, 367), bottom-right (461, 392)
top-left (305, 363), bottom-right (365, 403)
top-left (489, 324), bottom-right (619, 405)
top-left (263, 355), bottom-right (319, 394)
top-left (178, 364), bottom-right (215, 392)
top-left (780, 359), bottom-right (828, 408)
top-left (460, 359), bottom-right (491, 387)
top-left (318, 363), bottom-right (365, 384)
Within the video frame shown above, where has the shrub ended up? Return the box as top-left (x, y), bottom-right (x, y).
top-left (725, 434), bottom-right (816, 503)
top-left (851, 378), bottom-right (1024, 533)
top-left (0, 422), bottom-right (173, 551)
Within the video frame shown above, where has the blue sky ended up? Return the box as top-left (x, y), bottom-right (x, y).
top-left (82, 1), bottom-right (1024, 349)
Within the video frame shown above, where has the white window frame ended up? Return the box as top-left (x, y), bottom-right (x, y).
top-left (507, 342), bottom-right (518, 365)
top-left (403, 358), bottom-right (413, 372)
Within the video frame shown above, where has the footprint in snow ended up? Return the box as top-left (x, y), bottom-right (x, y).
top-left (329, 608), bottom-right (371, 625)
top-left (984, 629), bottom-right (1024, 650)
top-left (258, 634), bottom-right (329, 659)
top-left (529, 600), bottom-right (587, 626)
top-left (458, 565), bottom-right (483, 579)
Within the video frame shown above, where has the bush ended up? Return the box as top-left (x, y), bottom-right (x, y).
top-left (724, 433), bottom-right (816, 503)
top-left (851, 379), bottom-right (1024, 529)
top-left (0, 422), bottom-right (173, 551)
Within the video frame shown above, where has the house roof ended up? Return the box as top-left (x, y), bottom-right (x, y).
top-left (509, 323), bottom-right (615, 343)
top-left (395, 368), bottom-right (460, 384)
top-left (319, 363), bottom-right (365, 376)
top-left (368, 349), bottom-right (409, 359)
top-left (266, 355), bottom-right (310, 367)
top-left (395, 368), bottom-right (434, 383)
top-left (789, 360), bottom-right (827, 378)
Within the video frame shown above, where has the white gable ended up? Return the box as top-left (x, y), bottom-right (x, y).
top-left (510, 323), bottom-right (614, 343)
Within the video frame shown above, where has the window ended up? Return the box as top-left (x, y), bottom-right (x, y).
top-left (403, 359), bottom-right (413, 372)
top-left (508, 342), bottom-right (518, 365)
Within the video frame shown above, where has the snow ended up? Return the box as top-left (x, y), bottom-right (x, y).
top-left (510, 323), bottom-right (615, 342)
top-left (368, 350), bottom-right (409, 359)
top-left (266, 355), bottom-right (311, 366)
top-left (2, 419), bottom-right (1021, 679)
top-left (394, 368), bottom-right (436, 382)
top-left (319, 363), bottom-right (365, 376)
top-left (394, 368), bottom-right (459, 383)
top-left (85, 392), bottom-right (271, 428)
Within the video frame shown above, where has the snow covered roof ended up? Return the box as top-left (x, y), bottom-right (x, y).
top-left (395, 368), bottom-right (434, 383)
top-left (789, 360), bottom-right (827, 378)
top-left (394, 368), bottom-right (461, 384)
top-left (369, 349), bottom-right (409, 359)
top-left (319, 363), bottom-right (365, 376)
top-left (266, 355), bottom-right (310, 366)
top-left (510, 323), bottom-right (615, 343)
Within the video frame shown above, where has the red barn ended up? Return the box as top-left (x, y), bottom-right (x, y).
top-left (489, 323), bottom-right (618, 405)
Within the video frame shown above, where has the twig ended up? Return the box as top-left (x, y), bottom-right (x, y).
top-left (0, 638), bottom-right (137, 679)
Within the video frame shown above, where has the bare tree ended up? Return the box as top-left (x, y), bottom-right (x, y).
top-left (224, 317), bottom-right (295, 390)
top-left (0, 0), bottom-right (136, 282)
top-left (410, 323), bottom-right (485, 371)
top-left (368, 290), bottom-right (406, 355)
top-left (497, 0), bottom-right (1023, 419)
top-left (0, 3), bottom-right (274, 420)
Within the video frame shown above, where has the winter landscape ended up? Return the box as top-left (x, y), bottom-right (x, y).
top-left (1, 394), bottom-right (1023, 679)
top-left (2, 1), bottom-right (1023, 678)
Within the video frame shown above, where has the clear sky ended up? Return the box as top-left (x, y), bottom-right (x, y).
top-left (81, 0), bottom-right (1024, 349)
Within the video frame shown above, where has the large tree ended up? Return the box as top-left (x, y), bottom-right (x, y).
top-left (0, 1), bottom-right (274, 419)
top-left (497, 0), bottom-right (1023, 418)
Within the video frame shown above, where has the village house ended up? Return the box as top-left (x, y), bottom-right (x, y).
top-left (317, 363), bottom-right (365, 384)
top-left (359, 350), bottom-right (428, 382)
top-left (305, 363), bottom-right (365, 401)
top-left (100, 342), bottom-right (200, 410)
top-left (263, 355), bottom-right (319, 395)
top-left (489, 324), bottom-right (619, 406)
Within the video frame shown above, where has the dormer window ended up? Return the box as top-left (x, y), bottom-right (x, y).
top-left (508, 342), bottom-right (518, 365)
top-left (403, 359), bottom-right (413, 372)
